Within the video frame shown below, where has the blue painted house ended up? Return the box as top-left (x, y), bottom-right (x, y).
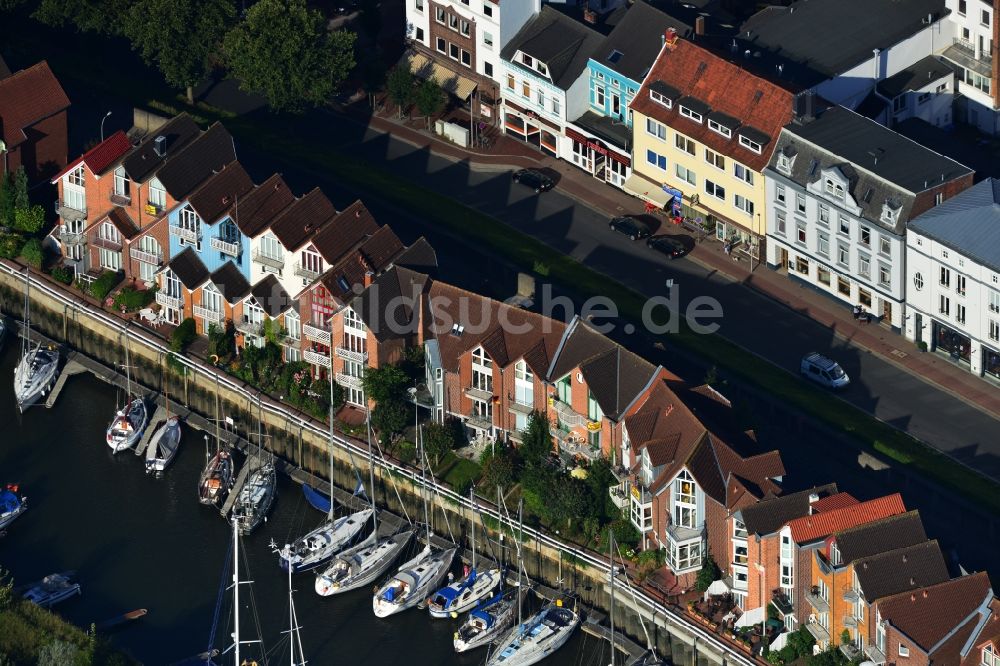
top-left (166, 161), bottom-right (255, 279)
top-left (567, 0), bottom-right (691, 189)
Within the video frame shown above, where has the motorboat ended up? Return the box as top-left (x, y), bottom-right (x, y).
top-left (106, 397), bottom-right (149, 453)
top-left (0, 483), bottom-right (27, 532)
top-left (21, 572), bottom-right (81, 608)
top-left (198, 448), bottom-right (235, 507)
top-left (428, 567), bottom-right (503, 618)
top-left (232, 462), bottom-right (276, 536)
top-left (486, 600), bottom-right (579, 666)
top-left (13, 269), bottom-right (59, 412)
top-left (278, 508), bottom-right (374, 573)
top-left (144, 416), bottom-right (183, 475)
top-left (372, 545), bottom-right (456, 618)
top-left (315, 529), bottom-right (414, 596)
top-left (454, 591), bottom-right (518, 653)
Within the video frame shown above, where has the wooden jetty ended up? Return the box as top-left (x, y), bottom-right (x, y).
top-left (135, 405), bottom-right (166, 456)
top-left (44, 358), bottom-right (86, 408)
top-left (580, 614), bottom-right (648, 663)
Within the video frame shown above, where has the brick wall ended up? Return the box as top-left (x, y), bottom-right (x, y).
top-left (910, 173), bottom-right (975, 219)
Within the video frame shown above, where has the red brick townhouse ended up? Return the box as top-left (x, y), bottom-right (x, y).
top-left (0, 60), bottom-right (70, 183)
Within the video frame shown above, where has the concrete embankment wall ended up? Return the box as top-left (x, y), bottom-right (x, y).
top-left (0, 262), bottom-right (754, 666)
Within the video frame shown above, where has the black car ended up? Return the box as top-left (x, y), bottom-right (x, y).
top-left (512, 169), bottom-right (555, 193)
top-left (646, 235), bottom-right (687, 259)
top-left (608, 216), bottom-right (653, 241)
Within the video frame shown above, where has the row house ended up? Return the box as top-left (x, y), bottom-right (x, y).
top-left (405, 0), bottom-right (539, 124)
top-left (499, 6), bottom-right (604, 160)
top-left (937, 0), bottom-right (1000, 135)
top-left (765, 105), bottom-right (973, 329)
top-left (0, 60), bottom-right (70, 184)
top-left (567, 0), bottom-right (689, 189)
top-left (628, 31), bottom-right (795, 264)
top-left (621, 377), bottom-right (784, 589)
top-left (155, 247), bottom-right (210, 326)
top-left (869, 56), bottom-right (956, 129)
top-left (166, 161), bottom-right (254, 280)
top-left (905, 178), bottom-right (1000, 380)
top-left (241, 274), bottom-right (296, 352)
top-left (869, 573), bottom-right (995, 666)
top-left (190, 262), bottom-right (252, 336)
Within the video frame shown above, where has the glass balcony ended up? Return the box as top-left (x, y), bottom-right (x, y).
top-left (864, 644), bottom-right (886, 664)
top-left (237, 319), bottom-right (263, 336)
top-left (549, 396), bottom-right (587, 427)
top-left (464, 386), bottom-right (493, 401)
top-left (92, 236), bottom-right (122, 251)
top-left (805, 620), bottom-right (829, 643)
top-left (771, 589), bottom-right (794, 617)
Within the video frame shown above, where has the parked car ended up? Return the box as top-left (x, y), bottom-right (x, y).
top-left (512, 169), bottom-right (554, 193)
top-left (646, 235), bottom-right (687, 259)
top-left (799, 352), bottom-right (850, 389)
top-left (608, 216), bottom-right (653, 241)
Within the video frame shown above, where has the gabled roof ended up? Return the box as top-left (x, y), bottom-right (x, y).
top-left (630, 38), bottom-right (795, 172)
top-left (122, 113), bottom-right (201, 183)
top-left (156, 123), bottom-right (236, 200)
top-left (233, 173), bottom-right (296, 238)
top-left (250, 274), bottom-right (293, 317)
top-left (96, 207), bottom-right (139, 241)
top-left (878, 573), bottom-right (994, 654)
top-left (736, 484), bottom-right (839, 536)
top-left (809, 492), bottom-right (858, 513)
top-left (908, 179), bottom-right (1000, 275)
top-left (394, 236), bottom-right (438, 273)
top-left (0, 61), bottom-right (70, 148)
top-left (833, 510), bottom-right (927, 564)
top-left (52, 130), bottom-right (132, 182)
top-left (351, 266), bottom-right (431, 342)
top-left (876, 55), bottom-right (954, 99)
top-left (852, 540), bottom-right (949, 603)
top-left (165, 247), bottom-right (210, 289)
top-left (311, 200), bottom-right (380, 263)
top-left (501, 6), bottom-right (605, 90)
top-left (317, 225), bottom-right (405, 302)
top-left (205, 262), bottom-right (251, 304)
top-left (186, 162), bottom-right (254, 225)
top-left (787, 493), bottom-right (906, 544)
top-left (591, 0), bottom-right (691, 82)
top-left (267, 187), bottom-right (336, 252)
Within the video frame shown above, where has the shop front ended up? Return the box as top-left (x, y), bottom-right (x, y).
top-left (566, 114), bottom-right (631, 189)
top-left (503, 101), bottom-right (560, 158)
top-left (982, 346), bottom-right (1000, 380)
top-left (713, 215), bottom-right (762, 265)
top-left (934, 321), bottom-right (971, 364)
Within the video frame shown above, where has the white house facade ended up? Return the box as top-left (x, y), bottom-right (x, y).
top-left (936, 0), bottom-right (1000, 135)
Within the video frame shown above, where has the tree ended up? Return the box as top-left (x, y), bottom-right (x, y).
top-left (207, 321), bottom-right (236, 361)
top-left (224, 0), bottom-right (357, 113)
top-left (422, 420), bottom-right (456, 467)
top-left (480, 446), bottom-right (516, 492)
top-left (10, 166), bottom-right (27, 214)
top-left (0, 174), bottom-right (15, 228)
top-left (33, 0), bottom-right (130, 34)
top-left (362, 363), bottom-right (410, 405)
top-left (123, 0), bottom-right (235, 104)
top-left (20, 237), bottom-right (43, 269)
top-left (519, 410), bottom-right (553, 467)
top-left (549, 475), bottom-right (588, 529)
top-left (696, 549), bottom-right (721, 592)
top-left (13, 204), bottom-right (46, 234)
top-left (371, 399), bottom-right (408, 446)
top-left (415, 77), bottom-right (445, 129)
top-left (386, 65), bottom-right (415, 118)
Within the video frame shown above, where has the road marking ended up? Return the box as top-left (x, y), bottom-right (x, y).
top-left (890, 349), bottom-right (909, 359)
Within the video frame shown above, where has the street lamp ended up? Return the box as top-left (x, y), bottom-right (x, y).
top-left (100, 111), bottom-right (112, 142)
top-left (0, 139), bottom-right (7, 177)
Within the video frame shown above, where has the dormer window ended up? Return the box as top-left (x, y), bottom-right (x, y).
top-left (521, 53), bottom-right (533, 68)
top-left (679, 105), bottom-right (703, 123)
top-left (608, 50), bottom-right (623, 64)
top-left (881, 202), bottom-right (900, 225)
top-left (777, 153), bottom-right (795, 175)
top-left (536, 62), bottom-right (547, 76)
top-left (708, 119), bottom-right (731, 138)
top-left (739, 135), bottom-right (762, 153)
top-left (825, 178), bottom-right (845, 200)
top-left (66, 165), bottom-right (85, 188)
top-left (650, 89), bottom-right (672, 109)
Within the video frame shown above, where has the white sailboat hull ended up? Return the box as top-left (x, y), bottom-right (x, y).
top-left (486, 604), bottom-right (579, 666)
top-left (315, 529), bottom-right (414, 596)
top-left (14, 345), bottom-right (59, 412)
top-left (454, 595), bottom-right (518, 653)
top-left (428, 567), bottom-right (503, 618)
top-left (233, 464), bottom-right (276, 535)
top-left (106, 398), bottom-right (149, 453)
top-left (372, 545), bottom-right (457, 618)
top-left (280, 508), bottom-right (374, 572)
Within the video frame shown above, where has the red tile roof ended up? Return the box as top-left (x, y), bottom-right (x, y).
top-left (0, 61), bottom-right (70, 147)
top-left (52, 130), bottom-right (133, 183)
top-left (629, 39), bottom-right (794, 172)
top-left (878, 573), bottom-right (993, 653)
top-left (787, 493), bottom-right (905, 543)
top-left (810, 492), bottom-right (858, 513)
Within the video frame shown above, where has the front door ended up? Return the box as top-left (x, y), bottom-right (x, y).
top-left (611, 94), bottom-right (621, 117)
top-left (882, 299), bottom-right (892, 322)
top-left (593, 153), bottom-right (606, 180)
top-left (776, 247), bottom-right (789, 270)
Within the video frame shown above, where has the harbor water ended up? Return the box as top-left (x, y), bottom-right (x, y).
top-left (0, 342), bottom-right (613, 665)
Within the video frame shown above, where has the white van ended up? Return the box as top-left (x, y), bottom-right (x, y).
top-left (799, 352), bottom-right (850, 389)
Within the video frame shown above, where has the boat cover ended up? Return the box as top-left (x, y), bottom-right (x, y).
top-left (0, 489), bottom-right (20, 513)
top-left (302, 483), bottom-right (332, 513)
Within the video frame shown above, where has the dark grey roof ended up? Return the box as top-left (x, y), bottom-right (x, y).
top-left (156, 123), bottom-right (236, 200)
top-left (166, 247), bottom-right (209, 290)
top-left (736, 484), bottom-right (839, 536)
top-left (834, 511), bottom-right (927, 564)
top-left (249, 274), bottom-right (293, 317)
top-left (393, 236), bottom-right (438, 273)
top-left (855, 90), bottom-right (889, 122)
top-left (648, 80), bottom-right (681, 101)
top-left (678, 96), bottom-right (711, 117)
top-left (122, 114), bottom-right (201, 183)
top-left (501, 6), bottom-right (605, 90)
top-left (592, 0), bottom-right (691, 82)
top-left (207, 262), bottom-right (251, 304)
top-left (771, 106), bottom-right (972, 233)
top-left (909, 179), bottom-right (1000, 273)
top-left (352, 266), bottom-right (430, 342)
top-left (852, 541), bottom-right (950, 602)
top-left (738, 0), bottom-right (947, 85)
top-left (571, 110), bottom-right (630, 150)
top-left (876, 56), bottom-right (954, 99)
top-left (707, 110), bottom-right (740, 131)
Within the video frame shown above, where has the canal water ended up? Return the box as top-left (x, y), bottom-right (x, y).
top-left (0, 342), bottom-right (611, 666)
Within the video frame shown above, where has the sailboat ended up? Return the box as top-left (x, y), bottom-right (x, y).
top-left (279, 370), bottom-right (372, 573)
top-left (106, 325), bottom-right (149, 453)
top-left (0, 483), bottom-right (27, 532)
top-left (315, 417), bottom-right (414, 596)
top-left (428, 486), bottom-right (502, 618)
top-left (231, 396), bottom-right (276, 536)
top-left (144, 390), bottom-right (182, 475)
top-left (606, 531), bottom-right (666, 666)
top-left (372, 424), bottom-right (456, 618)
top-left (211, 517), bottom-right (267, 665)
top-left (198, 377), bottom-right (236, 507)
top-left (13, 269), bottom-right (59, 412)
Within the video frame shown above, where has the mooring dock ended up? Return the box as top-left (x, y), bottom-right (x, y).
top-left (44, 357), bottom-right (86, 408)
top-left (219, 453), bottom-right (266, 518)
top-left (134, 405), bottom-right (167, 456)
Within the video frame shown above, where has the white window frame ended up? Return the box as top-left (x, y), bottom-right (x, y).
top-left (708, 119), bottom-right (732, 138)
top-left (739, 135), bottom-right (762, 153)
top-left (679, 106), bottom-right (703, 123)
top-left (650, 90), bottom-right (673, 109)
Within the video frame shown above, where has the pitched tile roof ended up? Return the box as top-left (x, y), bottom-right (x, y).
top-left (205, 262), bottom-right (251, 304)
top-left (852, 541), bottom-right (949, 603)
top-left (311, 200), bottom-right (380, 263)
top-left (351, 266), bottom-right (431, 342)
top-left (156, 123), bottom-right (236, 200)
top-left (500, 6), bottom-right (605, 90)
top-left (878, 573), bottom-right (994, 653)
top-left (810, 492), bottom-right (858, 513)
top-left (98, 207), bottom-right (139, 241)
top-left (233, 173), bottom-right (296, 238)
top-left (394, 236), bottom-right (438, 273)
top-left (0, 61), bottom-right (70, 148)
top-left (317, 226), bottom-right (404, 302)
top-left (53, 131), bottom-right (133, 183)
top-left (591, 0), bottom-right (691, 82)
top-left (122, 113), bottom-right (201, 183)
top-left (630, 38), bottom-right (794, 171)
top-left (187, 162), bottom-right (254, 225)
top-left (250, 274), bottom-right (293, 317)
top-left (833, 511), bottom-right (927, 564)
top-left (787, 493), bottom-right (906, 544)
top-left (165, 247), bottom-right (210, 289)
top-left (268, 187), bottom-right (336, 252)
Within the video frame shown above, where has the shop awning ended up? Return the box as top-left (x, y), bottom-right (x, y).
top-left (623, 173), bottom-right (673, 208)
top-left (406, 52), bottom-right (477, 101)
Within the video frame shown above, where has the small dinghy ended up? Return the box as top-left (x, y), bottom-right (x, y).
top-left (0, 483), bottom-right (27, 532)
top-left (21, 572), bottom-right (81, 608)
top-left (145, 416), bottom-right (182, 475)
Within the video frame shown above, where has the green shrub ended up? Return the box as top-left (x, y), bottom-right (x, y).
top-left (170, 318), bottom-right (197, 352)
top-left (87, 270), bottom-right (123, 301)
top-left (917, 340), bottom-right (928, 352)
top-left (19, 237), bottom-right (43, 269)
top-left (112, 286), bottom-right (156, 312)
top-left (50, 266), bottom-right (74, 285)
top-left (396, 440), bottom-right (416, 464)
top-left (12, 204), bottom-right (46, 234)
top-left (0, 232), bottom-right (25, 259)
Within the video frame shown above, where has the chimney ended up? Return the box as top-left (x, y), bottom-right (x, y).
top-left (153, 135), bottom-right (167, 158)
top-left (666, 27), bottom-right (677, 42)
top-left (808, 492), bottom-right (820, 514)
top-left (873, 48), bottom-right (881, 80)
top-left (583, 8), bottom-right (597, 24)
top-left (911, 593), bottom-right (917, 602)
top-left (695, 16), bottom-right (705, 36)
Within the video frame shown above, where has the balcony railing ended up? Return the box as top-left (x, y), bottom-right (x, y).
top-left (464, 386), bottom-right (493, 401)
top-left (110, 192), bottom-right (131, 206)
top-left (839, 645), bottom-right (861, 661)
top-left (549, 397), bottom-right (588, 427)
top-left (666, 521), bottom-right (701, 544)
top-left (305, 350), bottom-right (332, 368)
top-left (842, 588), bottom-right (859, 603)
top-left (252, 250), bottom-right (284, 270)
top-left (155, 292), bottom-right (183, 309)
top-left (335, 372), bottom-right (363, 388)
top-left (59, 228), bottom-right (86, 246)
top-left (302, 323), bottom-right (331, 344)
top-left (130, 247), bottom-right (162, 265)
top-left (92, 236), bottom-right (122, 252)
top-left (193, 305), bottom-right (224, 324)
top-left (508, 399), bottom-right (533, 414)
top-left (805, 588), bottom-right (830, 613)
top-left (55, 199), bottom-right (87, 221)
top-left (843, 615), bottom-right (858, 628)
top-left (630, 483), bottom-right (652, 505)
top-left (864, 644), bottom-right (886, 665)
top-left (771, 590), bottom-right (794, 616)
top-left (942, 37), bottom-right (992, 77)
top-left (169, 224), bottom-right (199, 244)
top-left (805, 620), bottom-right (829, 643)
top-left (294, 263), bottom-right (322, 280)
top-left (609, 486), bottom-right (629, 510)
top-left (335, 346), bottom-right (368, 363)
top-left (237, 319), bottom-right (263, 336)
top-left (210, 236), bottom-right (241, 257)
top-left (466, 410), bottom-right (493, 431)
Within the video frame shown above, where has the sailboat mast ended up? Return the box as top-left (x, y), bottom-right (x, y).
top-left (420, 425), bottom-right (430, 545)
top-left (469, 486), bottom-right (476, 571)
top-left (232, 516), bottom-right (241, 666)
top-left (609, 529), bottom-right (615, 666)
top-left (367, 413), bottom-right (377, 525)
top-left (21, 268), bottom-right (29, 357)
top-left (123, 324), bottom-right (132, 401)
top-left (517, 498), bottom-right (523, 628)
top-left (327, 343), bottom-right (335, 523)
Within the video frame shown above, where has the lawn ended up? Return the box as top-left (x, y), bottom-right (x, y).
top-left (434, 452), bottom-right (482, 494)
